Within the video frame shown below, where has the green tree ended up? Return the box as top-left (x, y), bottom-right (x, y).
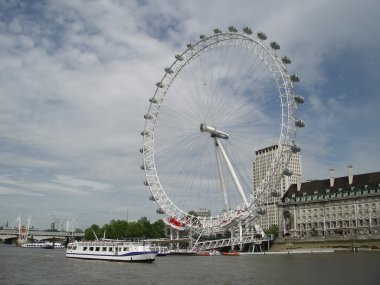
top-left (110, 220), bottom-right (129, 239)
top-left (84, 224), bottom-right (101, 240)
top-left (137, 217), bottom-right (152, 238)
top-left (83, 217), bottom-right (167, 240)
top-left (102, 223), bottom-right (113, 239)
top-left (265, 224), bottom-right (279, 238)
top-left (151, 219), bottom-right (165, 238)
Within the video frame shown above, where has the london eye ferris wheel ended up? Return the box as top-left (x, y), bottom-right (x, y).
top-left (141, 26), bottom-right (305, 231)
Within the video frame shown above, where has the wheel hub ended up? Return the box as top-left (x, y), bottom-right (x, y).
top-left (200, 123), bottom-right (229, 140)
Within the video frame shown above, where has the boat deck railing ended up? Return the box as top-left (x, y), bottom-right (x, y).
top-left (74, 241), bottom-right (145, 247)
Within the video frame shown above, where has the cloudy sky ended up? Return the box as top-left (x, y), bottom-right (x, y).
top-left (1, 0), bottom-right (379, 229)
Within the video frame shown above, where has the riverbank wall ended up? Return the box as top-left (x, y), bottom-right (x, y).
top-left (270, 238), bottom-right (380, 252)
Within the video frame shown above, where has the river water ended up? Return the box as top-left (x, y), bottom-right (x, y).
top-left (0, 244), bottom-right (379, 285)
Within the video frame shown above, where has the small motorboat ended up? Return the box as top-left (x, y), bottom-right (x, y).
top-left (221, 251), bottom-right (240, 256)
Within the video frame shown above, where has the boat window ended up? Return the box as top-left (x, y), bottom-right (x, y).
top-left (89, 247), bottom-right (94, 251)
top-left (102, 247), bottom-right (107, 252)
top-left (73, 246), bottom-right (77, 250)
top-left (83, 247), bottom-right (87, 251)
top-left (123, 247), bottom-right (128, 251)
top-left (109, 247), bottom-right (113, 252)
top-left (95, 247), bottom-right (100, 251)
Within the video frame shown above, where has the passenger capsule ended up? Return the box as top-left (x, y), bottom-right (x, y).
top-left (141, 130), bottom-right (150, 136)
top-left (294, 96), bottom-right (304, 104)
top-left (282, 168), bottom-right (294, 176)
top-left (144, 113), bottom-right (153, 120)
top-left (165, 67), bottom-right (173, 74)
top-left (156, 82), bottom-right (164, 88)
top-left (140, 164), bottom-right (145, 170)
top-left (228, 26), bottom-right (237, 32)
top-left (243, 27), bottom-right (252, 34)
top-left (257, 32), bottom-right (267, 40)
top-left (270, 41), bottom-right (280, 50)
top-left (295, 119), bottom-right (305, 128)
top-left (144, 180), bottom-right (149, 186)
top-left (200, 34), bottom-right (206, 39)
top-left (213, 28), bottom-right (222, 34)
top-left (186, 43), bottom-right (192, 49)
top-left (149, 195), bottom-right (156, 201)
top-left (290, 74), bottom-right (300, 82)
top-left (139, 147), bottom-right (144, 153)
top-left (281, 56), bottom-right (292, 64)
top-left (156, 208), bottom-right (165, 214)
top-left (175, 54), bottom-right (184, 61)
top-left (149, 97), bottom-right (158, 103)
top-left (290, 144), bottom-right (301, 153)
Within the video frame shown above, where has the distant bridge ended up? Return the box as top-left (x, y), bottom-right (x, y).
top-left (0, 229), bottom-right (84, 241)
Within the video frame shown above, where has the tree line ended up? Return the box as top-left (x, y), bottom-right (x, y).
top-left (84, 217), bottom-right (166, 240)
top-left (84, 217), bottom-right (279, 241)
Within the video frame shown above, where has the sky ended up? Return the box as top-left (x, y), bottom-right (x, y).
top-left (0, 0), bottom-right (379, 230)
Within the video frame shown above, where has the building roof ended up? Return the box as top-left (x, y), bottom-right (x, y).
top-left (255, 144), bottom-right (278, 155)
top-left (282, 171), bottom-right (380, 201)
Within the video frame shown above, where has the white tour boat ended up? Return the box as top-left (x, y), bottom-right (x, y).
top-left (149, 245), bottom-right (170, 256)
top-left (66, 240), bottom-right (157, 262)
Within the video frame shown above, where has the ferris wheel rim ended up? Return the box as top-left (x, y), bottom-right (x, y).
top-left (142, 28), bottom-right (300, 230)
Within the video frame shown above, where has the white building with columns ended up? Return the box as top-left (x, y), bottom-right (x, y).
top-left (278, 166), bottom-right (380, 239)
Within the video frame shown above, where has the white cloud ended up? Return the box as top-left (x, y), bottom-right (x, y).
top-left (53, 175), bottom-right (113, 192)
top-left (0, 186), bottom-right (43, 197)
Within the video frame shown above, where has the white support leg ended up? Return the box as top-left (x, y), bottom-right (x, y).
top-left (239, 221), bottom-right (243, 250)
top-left (176, 230), bottom-right (179, 250)
top-left (216, 137), bottom-right (248, 208)
top-left (214, 137), bottom-right (229, 212)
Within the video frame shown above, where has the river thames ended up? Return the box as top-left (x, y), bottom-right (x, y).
top-left (0, 244), bottom-right (379, 285)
